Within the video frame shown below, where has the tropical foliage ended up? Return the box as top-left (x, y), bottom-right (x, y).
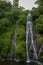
top-left (0, 0), bottom-right (43, 62)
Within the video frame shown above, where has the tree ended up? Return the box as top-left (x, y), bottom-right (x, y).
top-left (0, 0), bottom-right (27, 59)
top-left (35, 0), bottom-right (43, 6)
top-left (1, 0), bottom-right (10, 2)
top-left (31, 8), bottom-right (40, 22)
top-left (35, 0), bottom-right (43, 14)
top-left (13, 0), bottom-right (19, 7)
top-left (0, 1), bottom-right (12, 12)
top-left (34, 0), bottom-right (43, 33)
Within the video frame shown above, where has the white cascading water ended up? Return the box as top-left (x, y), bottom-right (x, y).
top-left (12, 30), bottom-right (16, 60)
top-left (26, 21), bottom-right (30, 62)
top-left (26, 13), bottom-right (38, 62)
top-left (7, 29), bottom-right (16, 60)
top-left (7, 22), bottom-right (17, 60)
top-left (12, 22), bottom-right (18, 61)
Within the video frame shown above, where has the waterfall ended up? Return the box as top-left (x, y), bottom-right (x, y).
top-left (12, 30), bottom-right (16, 60)
top-left (26, 13), bottom-right (38, 62)
top-left (7, 22), bottom-right (18, 60)
top-left (12, 22), bottom-right (18, 61)
top-left (7, 29), bottom-right (16, 60)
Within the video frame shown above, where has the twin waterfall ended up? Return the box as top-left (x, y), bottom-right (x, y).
top-left (8, 13), bottom-right (38, 62)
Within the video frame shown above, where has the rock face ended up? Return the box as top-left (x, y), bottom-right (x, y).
top-left (0, 57), bottom-right (5, 61)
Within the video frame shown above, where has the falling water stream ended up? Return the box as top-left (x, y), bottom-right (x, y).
top-left (7, 22), bottom-right (18, 60)
top-left (26, 13), bottom-right (38, 62)
top-left (12, 22), bottom-right (18, 61)
top-left (7, 29), bottom-right (16, 60)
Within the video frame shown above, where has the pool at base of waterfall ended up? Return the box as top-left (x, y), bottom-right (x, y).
top-left (0, 60), bottom-right (42, 65)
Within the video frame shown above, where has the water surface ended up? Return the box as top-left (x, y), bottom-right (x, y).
top-left (0, 60), bottom-right (42, 65)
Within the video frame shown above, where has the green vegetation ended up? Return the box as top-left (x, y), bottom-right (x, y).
top-left (31, 0), bottom-right (43, 62)
top-left (0, 0), bottom-right (43, 62)
top-left (0, 25), bottom-right (15, 58)
top-left (16, 25), bottom-right (26, 59)
top-left (0, 0), bottom-right (28, 60)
